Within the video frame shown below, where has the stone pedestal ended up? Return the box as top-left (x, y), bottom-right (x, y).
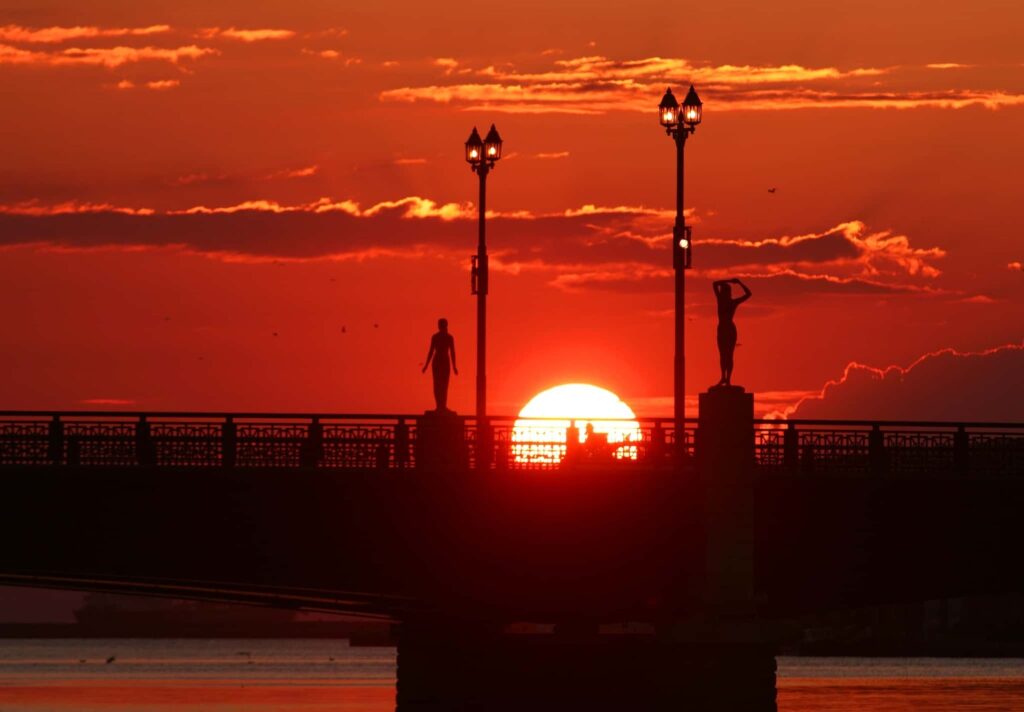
top-left (415, 412), bottom-right (468, 472)
top-left (697, 386), bottom-right (756, 609)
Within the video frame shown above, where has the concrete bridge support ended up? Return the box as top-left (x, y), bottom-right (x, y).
top-left (395, 387), bottom-right (777, 711)
top-left (395, 625), bottom-right (776, 711)
top-left (698, 386), bottom-right (756, 607)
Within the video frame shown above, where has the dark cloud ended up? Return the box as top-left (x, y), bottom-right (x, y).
top-left (789, 344), bottom-right (1024, 421)
top-left (0, 202), bottom-right (667, 261)
top-left (0, 202), bottom-right (947, 299)
top-left (738, 271), bottom-right (933, 297)
top-left (700, 229), bottom-right (861, 267)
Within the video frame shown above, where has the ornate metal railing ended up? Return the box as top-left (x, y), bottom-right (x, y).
top-left (754, 421), bottom-right (1024, 478)
top-left (0, 413), bottom-right (419, 470)
top-left (0, 412), bottom-right (1019, 477)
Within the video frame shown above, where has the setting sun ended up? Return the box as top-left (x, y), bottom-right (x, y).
top-left (511, 384), bottom-right (641, 465)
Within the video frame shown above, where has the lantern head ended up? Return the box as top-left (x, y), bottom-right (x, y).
top-left (659, 87), bottom-right (680, 127)
top-left (483, 123), bottom-right (503, 162)
top-left (465, 127), bottom-right (483, 164)
top-left (682, 84), bottom-right (703, 127)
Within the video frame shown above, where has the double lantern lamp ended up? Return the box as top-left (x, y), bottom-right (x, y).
top-left (659, 84), bottom-right (703, 131)
top-left (465, 124), bottom-right (503, 167)
top-left (659, 84), bottom-right (702, 267)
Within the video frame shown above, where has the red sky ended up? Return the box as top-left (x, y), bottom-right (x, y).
top-left (1, 0), bottom-right (1022, 418)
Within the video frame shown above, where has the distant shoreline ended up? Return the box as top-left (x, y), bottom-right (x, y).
top-left (0, 622), bottom-right (393, 644)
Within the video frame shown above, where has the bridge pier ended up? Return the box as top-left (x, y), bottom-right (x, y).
top-left (395, 386), bottom-right (777, 711)
top-left (395, 624), bottom-right (776, 711)
top-left (698, 386), bottom-right (756, 607)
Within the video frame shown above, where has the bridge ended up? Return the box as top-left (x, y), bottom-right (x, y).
top-left (1, 394), bottom-right (1023, 710)
top-left (1, 409), bottom-right (1020, 476)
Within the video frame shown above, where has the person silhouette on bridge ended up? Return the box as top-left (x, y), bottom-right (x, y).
top-left (422, 318), bottom-right (458, 413)
top-left (712, 278), bottom-right (752, 388)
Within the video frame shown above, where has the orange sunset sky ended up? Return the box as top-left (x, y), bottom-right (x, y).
top-left (1, 0), bottom-right (1022, 420)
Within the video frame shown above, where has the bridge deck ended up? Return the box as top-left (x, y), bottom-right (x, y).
top-left (0, 412), bottom-right (1020, 477)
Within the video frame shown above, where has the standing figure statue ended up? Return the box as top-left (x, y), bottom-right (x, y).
top-left (422, 318), bottom-right (458, 413)
top-left (712, 279), bottom-right (752, 388)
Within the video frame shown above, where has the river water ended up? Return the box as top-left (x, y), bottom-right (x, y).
top-left (0, 639), bottom-right (1022, 711)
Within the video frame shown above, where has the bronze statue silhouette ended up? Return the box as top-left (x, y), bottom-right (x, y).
top-left (422, 318), bottom-right (458, 412)
top-left (712, 279), bottom-right (752, 387)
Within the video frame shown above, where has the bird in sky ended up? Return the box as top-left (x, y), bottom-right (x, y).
top-left (341, 326), bottom-right (347, 334)
top-left (768, 187), bottom-right (776, 193)
top-left (105, 656), bottom-right (116, 664)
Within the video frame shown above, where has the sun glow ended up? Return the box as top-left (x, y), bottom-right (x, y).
top-left (512, 383), bottom-right (641, 465)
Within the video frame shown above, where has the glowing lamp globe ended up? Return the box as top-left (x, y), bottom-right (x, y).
top-left (682, 84), bottom-right (703, 127)
top-left (483, 123), bottom-right (503, 161)
top-left (512, 384), bottom-right (641, 465)
top-left (658, 87), bottom-right (679, 128)
top-left (465, 127), bottom-right (483, 164)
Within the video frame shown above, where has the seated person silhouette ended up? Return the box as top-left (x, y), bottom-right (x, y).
top-left (582, 422), bottom-right (610, 460)
top-left (421, 318), bottom-right (458, 413)
top-left (712, 278), bottom-right (752, 388)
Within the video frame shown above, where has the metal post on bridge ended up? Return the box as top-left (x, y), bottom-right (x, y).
top-left (47, 415), bottom-right (63, 466)
top-left (471, 141), bottom-right (488, 428)
top-left (869, 424), bottom-right (888, 476)
top-left (136, 415), bottom-right (155, 466)
top-left (954, 425), bottom-right (969, 477)
top-left (463, 124), bottom-right (503, 453)
top-left (658, 85), bottom-right (702, 466)
top-left (301, 417), bottom-right (324, 469)
top-left (783, 423), bottom-right (799, 474)
top-left (222, 417), bottom-right (236, 468)
top-left (650, 420), bottom-right (666, 463)
top-left (394, 418), bottom-right (410, 469)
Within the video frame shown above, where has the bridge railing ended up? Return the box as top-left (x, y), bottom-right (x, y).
top-left (754, 420), bottom-right (1024, 478)
top-left (0, 412), bottom-right (1019, 477)
top-left (0, 413), bottom-right (421, 470)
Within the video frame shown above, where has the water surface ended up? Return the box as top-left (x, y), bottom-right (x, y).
top-left (1, 640), bottom-right (1023, 711)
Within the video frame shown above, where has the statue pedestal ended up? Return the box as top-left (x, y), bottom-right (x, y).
top-left (415, 412), bottom-right (468, 472)
top-left (697, 386), bottom-right (755, 610)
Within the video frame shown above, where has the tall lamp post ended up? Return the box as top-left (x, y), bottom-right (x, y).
top-left (658, 85), bottom-right (703, 462)
top-left (465, 124), bottom-right (503, 430)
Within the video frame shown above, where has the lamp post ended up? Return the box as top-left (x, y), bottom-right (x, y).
top-left (659, 85), bottom-right (702, 462)
top-left (465, 124), bottom-right (503, 428)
